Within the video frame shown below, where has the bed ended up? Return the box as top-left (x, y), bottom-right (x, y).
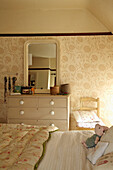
top-left (72, 97), bottom-right (105, 130)
top-left (0, 123), bottom-right (95, 170)
top-left (0, 123), bottom-right (113, 170)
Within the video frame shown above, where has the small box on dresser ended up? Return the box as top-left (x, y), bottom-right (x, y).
top-left (7, 94), bottom-right (70, 131)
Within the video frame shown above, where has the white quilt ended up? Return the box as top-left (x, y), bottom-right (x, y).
top-left (38, 130), bottom-right (94, 170)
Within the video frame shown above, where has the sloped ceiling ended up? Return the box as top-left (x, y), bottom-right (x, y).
top-left (0, 0), bottom-right (113, 34)
top-left (87, 0), bottom-right (113, 33)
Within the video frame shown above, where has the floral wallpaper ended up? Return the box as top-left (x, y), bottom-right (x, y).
top-left (0, 35), bottom-right (113, 128)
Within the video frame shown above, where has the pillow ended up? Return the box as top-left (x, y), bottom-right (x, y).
top-left (87, 142), bottom-right (109, 165)
top-left (73, 110), bottom-right (100, 123)
top-left (104, 142), bottom-right (113, 155)
top-left (100, 126), bottom-right (113, 155)
top-left (101, 126), bottom-right (113, 143)
top-left (79, 110), bottom-right (101, 122)
top-left (77, 122), bottom-right (98, 129)
top-left (72, 111), bottom-right (82, 122)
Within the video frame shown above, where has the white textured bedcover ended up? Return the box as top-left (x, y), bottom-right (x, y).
top-left (38, 130), bottom-right (94, 170)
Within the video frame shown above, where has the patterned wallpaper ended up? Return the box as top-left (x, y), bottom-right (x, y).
top-left (0, 36), bottom-right (113, 127)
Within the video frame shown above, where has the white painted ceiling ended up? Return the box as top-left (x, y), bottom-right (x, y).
top-left (0, 0), bottom-right (113, 34)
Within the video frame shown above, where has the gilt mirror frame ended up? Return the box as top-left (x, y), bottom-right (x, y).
top-left (24, 39), bottom-right (60, 93)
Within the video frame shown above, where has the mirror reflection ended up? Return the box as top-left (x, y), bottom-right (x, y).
top-left (28, 43), bottom-right (56, 89)
top-left (24, 40), bottom-right (59, 93)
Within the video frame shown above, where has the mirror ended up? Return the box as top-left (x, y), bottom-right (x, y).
top-left (24, 39), bottom-right (60, 93)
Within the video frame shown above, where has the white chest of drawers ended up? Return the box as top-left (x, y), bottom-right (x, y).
top-left (7, 94), bottom-right (70, 131)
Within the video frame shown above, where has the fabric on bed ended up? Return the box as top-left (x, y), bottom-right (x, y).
top-left (93, 126), bottom-right (113, 170)
top-left (73, 110), bottom-right (105, 129)
top-left (101, 126), bottom-right (113, 143)
top-left (87, 142), bottom-right (109, 165)
top-left (94, 152), bottom-right (113, 170)
top-left (73, 110), bottom-right (82, 122)
top-left (77, 121), bottom-right (105, 129)
top-left (104, 142), bottom-right (113, 155)
top-left (73, 111), bottom-right (100, 123)
top-left (0, 123), bottom-right (58, 170)
top-left (38, 130), bottom-right (94, 170)
top-left (100, 126), bottom-right (113, 155)
top-left (77, 122), bottom-right (98, 129)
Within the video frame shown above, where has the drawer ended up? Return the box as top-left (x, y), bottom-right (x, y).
top-left (8, 108), bottom-right (38, 119)
top-left (38, 108), bottom-right (67, 119)
top-left (8, 97), bottom-right (38, 107)
top-left (39, 98), bottom-right (67, 108)
top-left (7, 119), bottom-right (68, 131)
top-left (8, 108), bottom-right (67, 120)
top-left (7, 119), bottom-right (38, 125)
top-left (37, 120), bottom-right (67, 131)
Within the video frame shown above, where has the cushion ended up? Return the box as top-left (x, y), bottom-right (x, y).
top-left (100, 126), bottom-right (113, 155)
top-left (73, 110), bottom-right (100, 123)
top-left (101, 126), bottom-right (113, 143)
top-left (73, 111), bottom-right (82, 122)
top-left (104, 142), bottom-right (113, 155)
top-left (87, 142), bottom-right (109, 165)
top-left (77, 122), bottom-right (99, 129)
top-left (94, 152), bottom-right (113, 170)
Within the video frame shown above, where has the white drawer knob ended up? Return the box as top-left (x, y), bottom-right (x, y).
top-left (20, 100), bottom-right (24, 105)
top-left (50, 110), bottom-right (55, 115)
top-left (20, 110), bottom-right (24, 115)
top-left (20, 123), bottom-right (24, 125)
top-left (50, 100), bottom-right (54, 106)
top-left (50, 123), bottom-right (55, 127)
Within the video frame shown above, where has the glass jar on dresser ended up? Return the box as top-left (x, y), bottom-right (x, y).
top-left (7, 94), bottom-right (70, 131)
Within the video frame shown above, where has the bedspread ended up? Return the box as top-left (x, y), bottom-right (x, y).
top-left (0, 123), bottom-right (58, 170)
top-left (94, 152), bottom-right (113, 170)
top-left (38, 130), bottom-right (94, 170)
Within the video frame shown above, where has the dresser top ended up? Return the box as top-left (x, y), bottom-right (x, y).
top-left (7, 94), bottom-right (70, 98)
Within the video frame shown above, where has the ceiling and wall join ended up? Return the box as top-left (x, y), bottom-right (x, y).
top-left (0, 0), bottom-right (113, 34)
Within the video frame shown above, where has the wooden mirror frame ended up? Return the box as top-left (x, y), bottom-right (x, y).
top-left (24, 39), bottom-right (60, 93)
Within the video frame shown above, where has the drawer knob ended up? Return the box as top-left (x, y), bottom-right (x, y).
top-left (50, 123), bottom-right (55, 127)
top-left (50, 110), bottom-right (55, 115)
top-left (50, 100), bottom-right (54, 105)
top-left (20, 123), bottom-right (24, 125)
top-left (20, 110), bottom-right (24, 115)
top-left (20, 100), bottom-right (24, 105)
